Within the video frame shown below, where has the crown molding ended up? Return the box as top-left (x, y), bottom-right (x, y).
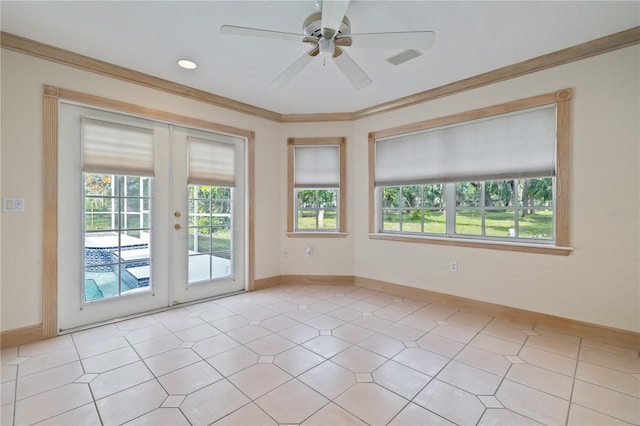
top-left (2, 27), bottom-right (639, 123)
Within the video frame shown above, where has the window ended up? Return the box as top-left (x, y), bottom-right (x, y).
top-left (287, 137), bottom-right (346, 235)
top-left (82, 117), bottom-right (154, 302)
top-left (84, 174), bottom-right (152, 302)
top-left (369, 90), bottom-right (571, 254)
top-left (381, 184), bottom-right (446, 234)
top-left (188, 185), bottom-right (233, 282)
top-left (381, 179), bottom-right (554, 240)
top-left (187, 136), bottom-right (236, 283)
top-left (296, 189), bottom-right (338, 231)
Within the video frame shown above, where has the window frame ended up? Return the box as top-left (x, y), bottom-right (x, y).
top-left (368, 89), bottom-right (572, 255)
top-left (288, 137), bottom-right (347, 237)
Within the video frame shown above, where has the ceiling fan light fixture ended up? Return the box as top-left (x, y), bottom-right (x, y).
top-left (318, 37), bottom-right (335, 58)
top-left (177, 59), bottom-right (198, 70)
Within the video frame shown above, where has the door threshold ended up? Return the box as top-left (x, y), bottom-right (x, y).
top-left (59, 289), bottom-right (247, 335)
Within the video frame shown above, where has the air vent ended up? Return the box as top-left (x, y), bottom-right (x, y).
top-left (385, 49), bottom-right (423, 66)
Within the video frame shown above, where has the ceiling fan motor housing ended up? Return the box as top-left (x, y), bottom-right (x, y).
top-left (303, 11), bottom-right (351, 39)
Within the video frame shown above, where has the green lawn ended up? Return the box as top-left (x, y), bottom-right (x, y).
top-left (384, 209), bottom-right (553, 239)
top-left (85, 213), bottom-right (113, 231)
top-left (297, 211), bottom-right (337, 230)
top-left (189, 229), bottom-right (231, 253)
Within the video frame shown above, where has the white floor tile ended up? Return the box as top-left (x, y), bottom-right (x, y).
top-left (2, 284), bottom-right (637, 426)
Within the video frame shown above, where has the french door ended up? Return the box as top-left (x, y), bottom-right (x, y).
top-left (58, 102), bottom-right (246, 331)
top-left (170, 126), bottom-right (246, 304)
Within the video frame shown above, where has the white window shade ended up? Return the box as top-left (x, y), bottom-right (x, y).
top-left (375, 105), bottom-right (557, 186)
top-left (82, 117), bottom-right (154, 176)
top-left (294, 145), bottom-right (340, 188)
top-left (188, 136), bottom-right (236, 187)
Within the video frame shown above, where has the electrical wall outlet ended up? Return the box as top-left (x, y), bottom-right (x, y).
top-left (449, 261), bottom-right (458, 272)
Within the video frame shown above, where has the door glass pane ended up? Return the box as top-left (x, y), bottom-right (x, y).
top-left (188, 254), bottom-right (211, 283)
top-left (83, 174), bottom-right (152, 302)
top-left (188, 184), bottom-right (233, 283)
top-left (212, 227), bottom-right (231, 252)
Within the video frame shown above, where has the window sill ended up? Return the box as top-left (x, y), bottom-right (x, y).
top-left (368, 233), bottom-right (572, 256)
top-left (287, 232), bottom-right (348, 238)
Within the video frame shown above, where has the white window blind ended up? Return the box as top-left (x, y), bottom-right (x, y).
top-left (294, 145), bottom-right (340, 188)
top-left (82, 117), bottom-right (154, 176)
top-left (188, 136), bottom-right (236, 187)
top-left (375, 105), bottom-right (557, 186)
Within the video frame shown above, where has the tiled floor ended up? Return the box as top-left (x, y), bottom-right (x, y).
top-left (1, 284), bottom-right (639, 425)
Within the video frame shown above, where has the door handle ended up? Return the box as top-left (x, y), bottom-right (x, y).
top-left (174, 211), bottom-right (181, 218)
top-left (174, 224), bottom-right (182, 230)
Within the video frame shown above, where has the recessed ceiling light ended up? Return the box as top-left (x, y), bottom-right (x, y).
top-left (177, 59), bottom-right (197, 70)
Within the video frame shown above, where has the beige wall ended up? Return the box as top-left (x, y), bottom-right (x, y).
top-left (1, 44), bottom-right (638, 334)
top-left (353, 45), bottom-right (640, 333)
top-left (279, 122), bottom-right (355, 276)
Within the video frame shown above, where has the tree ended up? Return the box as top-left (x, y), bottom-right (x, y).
top-left (484, 180), bottom-right (513, 207)
top-left (85, 174), bottom-right (113, 230)
top-left (317, 189), bottom-right (337, 209)
top-left (521, 178), bottom-right (552, 217)
top-left (456, 182), bottom-right (481, 207)
top-left (297, 189), bottom-right (316, 209)
top-left (529, 178), bottom-right (553, 203)
top-left (402, 186), bottom-right (421, 211)
top-left (521, 180), bottom-right (530, 217)
top-left (85, 174), bottom-right (112, 197)
top-left (423, 184), bottom-right (444, 208)
top-left (383, 187), bottom-right (400, 208)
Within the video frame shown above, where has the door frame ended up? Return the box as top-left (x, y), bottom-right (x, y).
top-left (42, 85), bottom-right (255, 337)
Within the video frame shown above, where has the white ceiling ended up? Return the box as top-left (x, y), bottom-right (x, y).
top-left (2, 1), bottom-right (638, 115)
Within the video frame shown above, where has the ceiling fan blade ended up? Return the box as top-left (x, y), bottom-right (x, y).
top-left (333, 47), bottom-right (372, 89)
top-left (271, 48), bottom-right (318, 88)
top-left (221, 25), bottom-right (304, 42)
top-left (348, 31), bottom-right (436, 49)
top-left (321, 0), bottom-right (350, 39)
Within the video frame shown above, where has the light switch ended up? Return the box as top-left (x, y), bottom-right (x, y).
top-left (3, 197), bottom-right (25, 213)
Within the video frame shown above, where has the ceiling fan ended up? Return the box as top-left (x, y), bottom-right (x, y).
top-left (220, 0), bottom-right (435, 89)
